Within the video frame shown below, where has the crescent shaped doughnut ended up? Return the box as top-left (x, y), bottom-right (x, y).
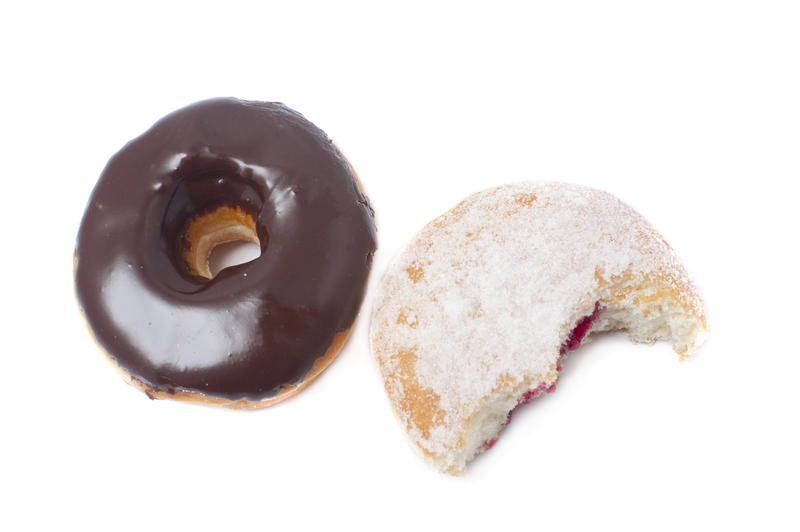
top-left (369, 182), bottom-right (707, 474)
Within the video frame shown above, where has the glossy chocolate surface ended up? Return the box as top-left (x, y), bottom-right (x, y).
top-left (75, 98), bottom-right (376, 401)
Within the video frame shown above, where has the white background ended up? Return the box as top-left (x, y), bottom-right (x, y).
top-left (3, 1), bottom-right (799, 530)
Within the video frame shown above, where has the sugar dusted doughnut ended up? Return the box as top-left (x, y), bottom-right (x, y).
top-left (369, 182), bottom-right (707, 474)
top-left (75, 98), bottom-right (376, 408)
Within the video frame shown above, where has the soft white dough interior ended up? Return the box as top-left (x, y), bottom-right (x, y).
top-left (451, 289), bottom-right (707, 473)
top-left (459, 388), bottom-right (521, 469)
top-left (593, 278), bottom-right (708, 356)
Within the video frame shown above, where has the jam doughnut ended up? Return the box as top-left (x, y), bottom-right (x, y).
top-left (369, 182), bottom-right (707, 474)
top-left (75, 98), bottom-right (377, 408)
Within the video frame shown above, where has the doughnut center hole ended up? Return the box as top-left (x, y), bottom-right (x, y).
top-left (183, 205), bottom-right (262, 279)
top-left (207, 240), bottom-right (262, 278)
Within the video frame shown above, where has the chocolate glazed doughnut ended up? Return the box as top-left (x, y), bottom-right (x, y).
top-left (75, 98), bottom-right (377, 408)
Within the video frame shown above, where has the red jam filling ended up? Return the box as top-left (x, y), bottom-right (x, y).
top-left (484, 302), bottom-right (604, 451)
top-left (562, 301), bottom-right (603, 353)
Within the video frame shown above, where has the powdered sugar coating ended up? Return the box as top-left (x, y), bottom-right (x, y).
top-left (369, 182), bottom-right (706, 470)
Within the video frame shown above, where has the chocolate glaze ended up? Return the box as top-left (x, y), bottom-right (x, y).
top-left (75, 98), bottom-right (377, 401)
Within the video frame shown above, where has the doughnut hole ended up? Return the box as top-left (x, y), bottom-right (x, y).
top-left (182, 205), bottom-right (261, 279)
top-left (156, 151), bottom-right (269, 281)
top-left (208, 239), bottom-right (262, 278)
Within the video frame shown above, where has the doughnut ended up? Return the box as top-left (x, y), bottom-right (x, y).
top-left (75, 98), bottom-right (377, 408)
top-left (369, 182), bottom-right (707, 474)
